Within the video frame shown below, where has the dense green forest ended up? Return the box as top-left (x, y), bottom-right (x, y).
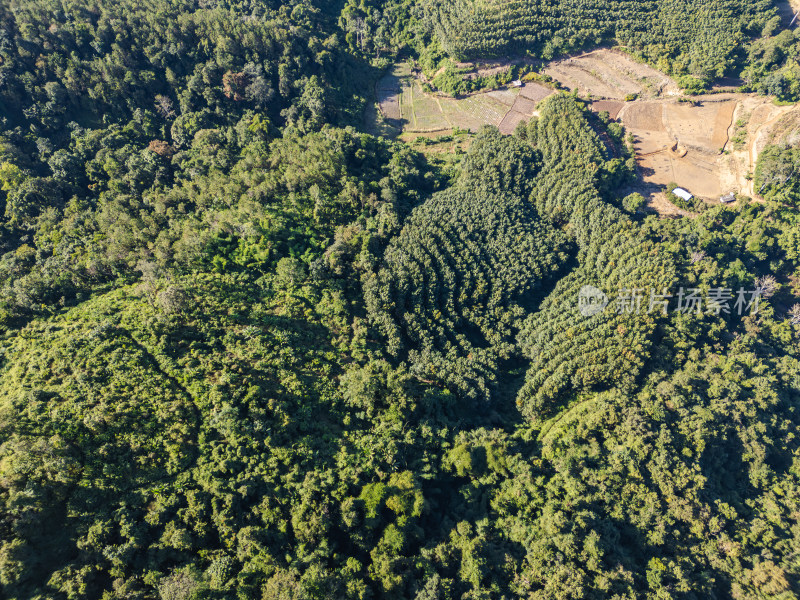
top-left (0, 0), bottom-right (799, 599)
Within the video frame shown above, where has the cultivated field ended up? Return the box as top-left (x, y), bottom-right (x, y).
top-left (618, 96), bottom-right (800, 203)
top-left (591, 100), bottom-right (625, 119)
top-left (370, 49), bottom-right (800, 211)
top-left (376, 62), bottom-right (406, 121)
top-left (619, 100), bottom-right (737, 199)
top-left (544, 49), bottom-right (680, 99)
top-left (370, 62), bottom-right (555, 135)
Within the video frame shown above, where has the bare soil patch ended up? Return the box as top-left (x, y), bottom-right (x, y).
top-left (623, 103), bottom-right (665, 133)
top-left (544, 49), bottom-right (680, 99)
top-left (520, 83), bottom-right (555, 102)
top-left (619, 100), bottom-right (735, 200)
top-left (661, 102), bottom-right (735, 152)
top-left (377, 83), bottom-right (401, 120)
top-left (590, 100), bottom-right (625, 119)
top-left (376, 63), bottom-right (408, 122)
top-left (369, 53), bottom-right (800, 215)
top-left (499, 110), bottom-right (531, 134)
top-left (617, 95), bottom-right (800, 206)
top-left (511, 96), bottom-right (539, 116)
top-left (547, 63), bottom-right (622, 99)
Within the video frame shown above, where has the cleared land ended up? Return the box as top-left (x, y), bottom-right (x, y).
top-left (620, 100), bottom-right (737, 199)
top-left (721, 97), bottom-right (800, 198)
top-left (591, 100), bottom-right (625, 119)
top-left (619, 96), bottom-right (800, 203)
top-left (371, 49), bottom-right (672, 135)
top-left (372, 63), bottom-right (555, 135)
top-left (544, 49), bottom-right (680, 99)
top-left (376, 62), bottom-right (405, 120)
top-left (370, 49), bottom-right (800, 212)
top-left (539, 51), bottom-right (800, 206)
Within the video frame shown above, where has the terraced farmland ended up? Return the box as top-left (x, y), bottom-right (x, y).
top-left (544, 50), bottom-right (680, 99)
top-left (370, 61), bottom-right (553, 135)
top-left (370, 50), bottom-right (800, 209)
top-left (369, 50), bottom-right (676, 138)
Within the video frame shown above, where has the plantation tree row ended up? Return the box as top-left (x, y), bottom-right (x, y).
top-left (365, 179), bottom-right (572, 400)
top-left (513, 95), bottom-right (675, 418)
top-left (365, 96), bottom-right (675, 416)
top-left (420, 0), bottom-right (775, 83)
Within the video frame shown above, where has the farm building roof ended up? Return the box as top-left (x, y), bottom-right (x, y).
top-left (672, 188), bottom-right (693, 201)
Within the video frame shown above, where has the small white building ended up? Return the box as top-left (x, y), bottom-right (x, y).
top-left (511, 79), bottom-right (523, 87)
top-left (672, 187), bottom-right (693, 202)
top-left (720, 193), bottom-right (736, 203)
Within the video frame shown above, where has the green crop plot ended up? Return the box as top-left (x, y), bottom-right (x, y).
top-left (372, 61), bottom-right (541, 135)
top-left (407, 82), bottom-right (451, 131)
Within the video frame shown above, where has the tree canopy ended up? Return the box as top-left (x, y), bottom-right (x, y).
top-left (0, 1), bottom-right (799, 599)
